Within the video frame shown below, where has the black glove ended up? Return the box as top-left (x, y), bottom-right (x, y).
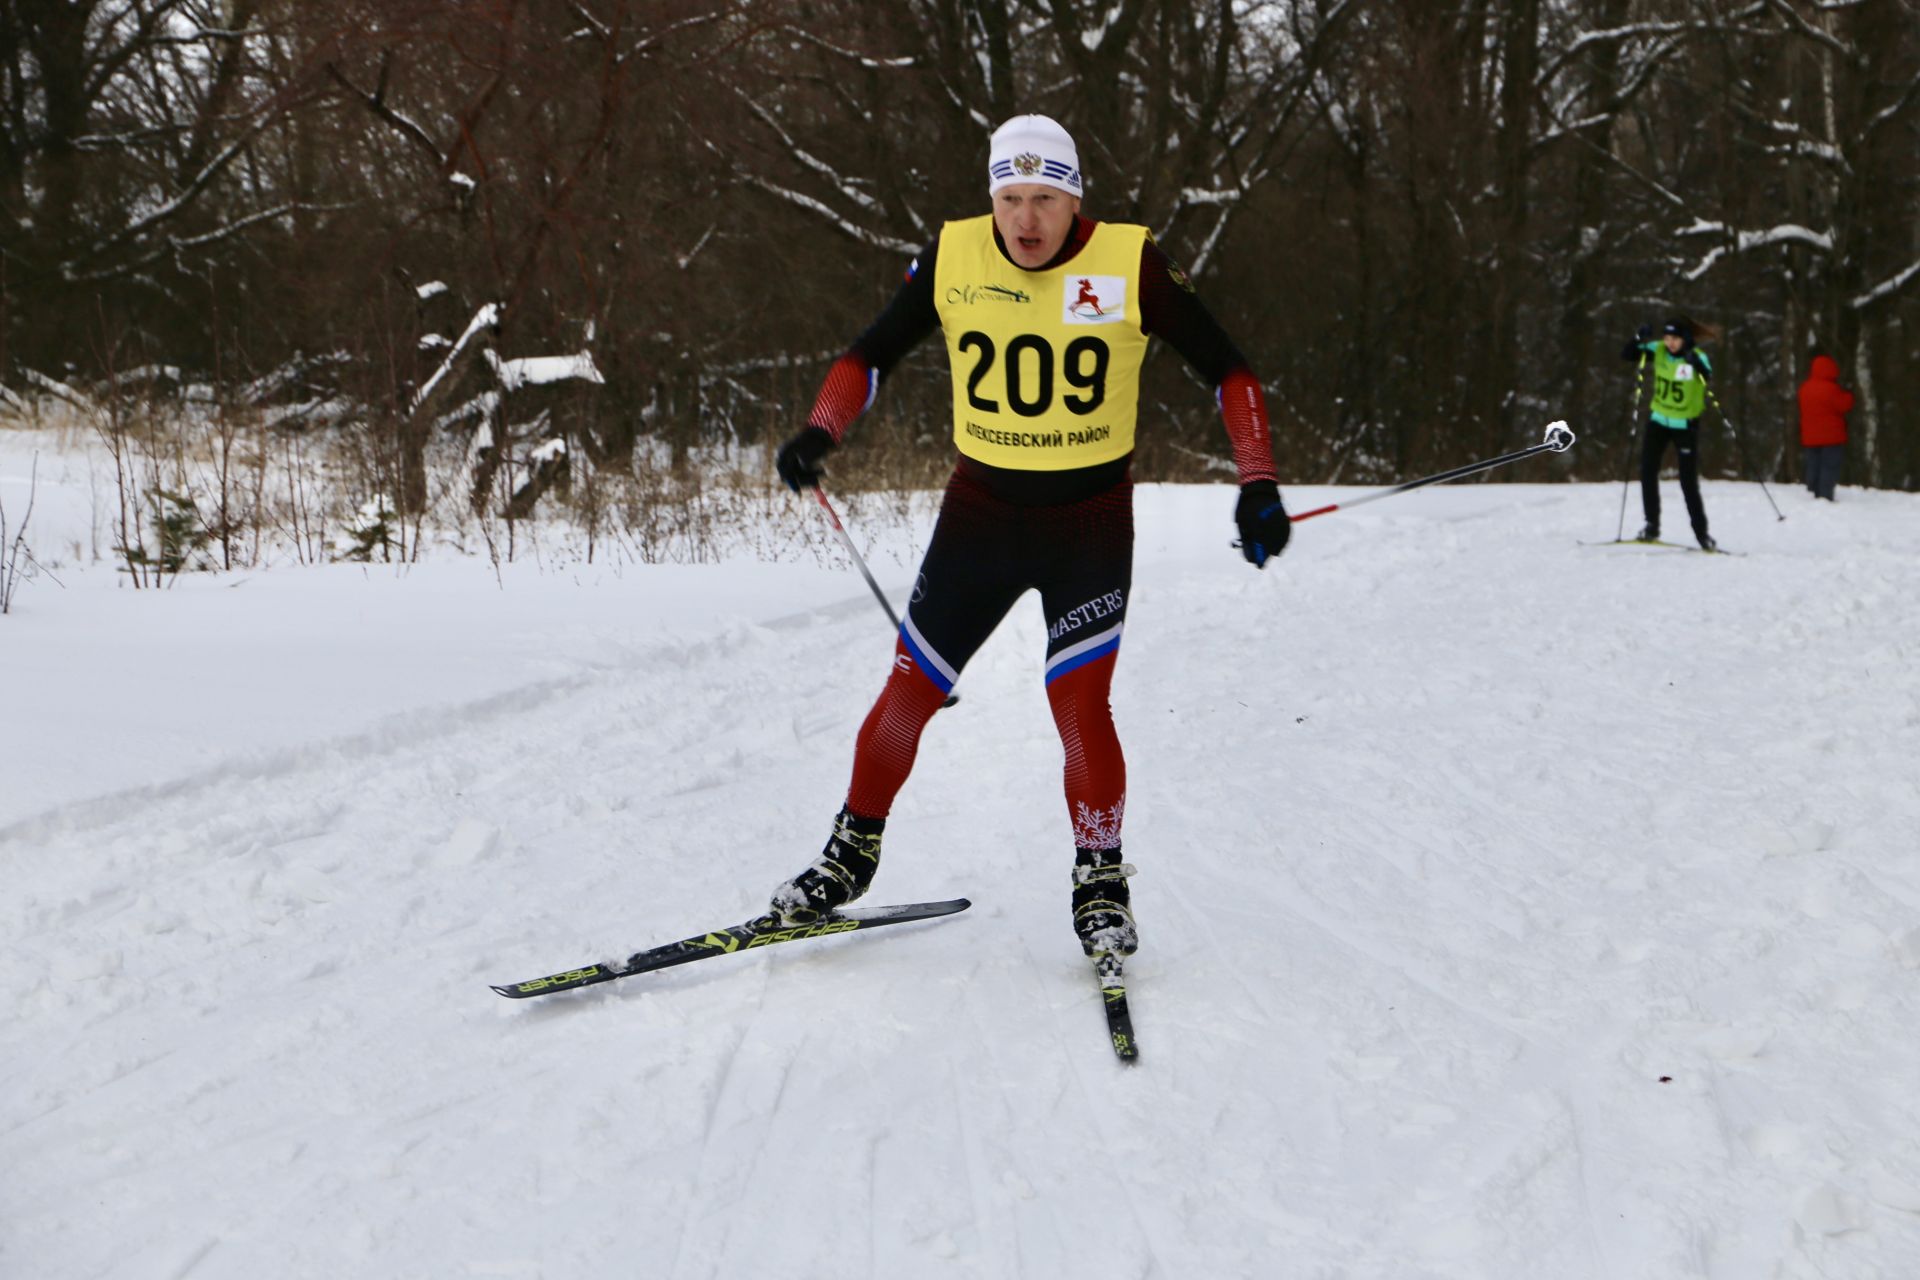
top-left (1234, 480), bottom-right (1290, 569)
top-left (775, 426), bottom-right (835, 493)
top-left (1635, 323), bottom-right (1654, 342)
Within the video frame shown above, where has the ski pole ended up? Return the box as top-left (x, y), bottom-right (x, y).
top-left (1288, 421), bottom-right (1577, 524)
top-left (1705, 384), bottom-right (1785, 521)
top-left (812, 483), bottom-right (959, 708)
top-left (1616, 355), bottom-right (1648, 541)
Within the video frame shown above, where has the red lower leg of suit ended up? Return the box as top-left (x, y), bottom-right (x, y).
top-left (1045, 651), bottom-right (1126, 849)
top-left (843, 640), bottom-right (1126, 851)
top-left (842, 640), bottom-right (950, 818)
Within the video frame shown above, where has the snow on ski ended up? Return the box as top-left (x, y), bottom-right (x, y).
top-left (491, 898), bottom-right (971, 998)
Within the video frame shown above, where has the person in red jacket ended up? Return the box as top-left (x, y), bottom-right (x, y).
top-left (1798, 353), bottom-right (1854, 501)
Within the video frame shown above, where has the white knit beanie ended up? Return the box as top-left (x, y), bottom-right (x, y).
top-left (987, 114), bottom-right (1083, 197)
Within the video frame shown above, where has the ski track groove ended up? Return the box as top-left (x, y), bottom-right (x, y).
top-left (163, 1236), bottom-right (220, 1280)
top-left (728, 1023), bottom-right (802, 1273)
top-left (1271, 891), bottom-right (1540, 1052)
top-left (1020, 931), bottom-right (1168, 1280)
top-left (946, 1053), bottom-right (1009, 1278)
top-left (1562, 1071), bottom-right (1615, 1280)
top-left (666, 967), bottom-right (772, 1280)
top-left (975, 946), bottom-right (1068, 1278)
top-left (0, 671), bottom-right (604, 847)
top-left (863, 1120), bottom-right (882, 1280)
top-left (1, 599), bottom-right (837, 849)
top-left (998, 941), bottom-right (1059, 1278)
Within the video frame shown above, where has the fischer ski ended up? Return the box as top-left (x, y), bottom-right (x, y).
top-left (491, 898), bottom-right (971, 999)
top-left (1094, 951), bottom-right (1139, 1062)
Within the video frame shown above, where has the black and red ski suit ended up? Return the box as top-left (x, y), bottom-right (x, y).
top-left (810, 216), bottom-right (1279, 853)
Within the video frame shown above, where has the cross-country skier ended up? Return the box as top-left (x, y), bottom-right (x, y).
top-left (1621, 316), bottom-right (1718, 550)
top-left (768, 113), bottom-right (1289, 960)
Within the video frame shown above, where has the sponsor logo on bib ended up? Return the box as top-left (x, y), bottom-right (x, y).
top-left (1063, 275), bottom-right (1126, 325)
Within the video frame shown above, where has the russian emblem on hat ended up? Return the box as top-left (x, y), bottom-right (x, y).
top-left (988, 114), bottom-right (1083, 197)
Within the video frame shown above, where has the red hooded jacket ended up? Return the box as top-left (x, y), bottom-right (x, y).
top-left (1798, 355), bottom-right (1853, 447)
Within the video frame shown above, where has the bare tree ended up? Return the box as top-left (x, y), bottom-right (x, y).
top-left (0, 449), bottom-right (40, 613)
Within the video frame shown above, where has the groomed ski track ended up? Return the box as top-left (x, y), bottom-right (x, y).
top-left (5, 469), bottom-right (1919, 1279)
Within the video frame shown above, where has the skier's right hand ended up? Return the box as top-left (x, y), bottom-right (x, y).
top-left (1634, 323), bottom-right (1654, 342)
top-left (776, 427), bottom-right (835, 493)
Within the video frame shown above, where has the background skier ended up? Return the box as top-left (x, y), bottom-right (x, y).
top-left (1621, 316), bottom-right (1719, 550)
top-left (767, 113), bottom-right (1290, 962)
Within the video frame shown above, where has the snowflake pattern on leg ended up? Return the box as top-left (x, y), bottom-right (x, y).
top-left (1072, 798), bottom-right (1126, 850)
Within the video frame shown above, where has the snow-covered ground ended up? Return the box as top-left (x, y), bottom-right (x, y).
top-left (5, 428), bottom-right (1920, 1279)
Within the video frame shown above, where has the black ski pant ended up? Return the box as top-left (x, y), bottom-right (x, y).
top-left (1803, 444), bottom-right (1843, 500)
top-left (1641, 419), bottom-right (1709, 536)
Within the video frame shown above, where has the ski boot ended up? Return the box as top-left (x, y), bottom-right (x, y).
top-left (769, 807), bottom-right (884, 925)
top-left (1694, 527), bottom-right (1717, 552)
top-left (1634, 524), bottom-right (1660, 543)
top-left (1071, 847), bottom-right (1138, 957)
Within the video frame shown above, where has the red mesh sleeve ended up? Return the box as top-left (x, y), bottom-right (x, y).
top-left (807, 352), bottom-right (880, 444)
top-left (1217, 368), bottom-right (1278, 484)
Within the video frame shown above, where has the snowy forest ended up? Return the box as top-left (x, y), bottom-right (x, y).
top-left (3, 0), bottom-right (1919, 543)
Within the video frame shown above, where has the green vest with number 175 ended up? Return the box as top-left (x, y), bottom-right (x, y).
top-left (1640, 342), bottom-right (1711, 427)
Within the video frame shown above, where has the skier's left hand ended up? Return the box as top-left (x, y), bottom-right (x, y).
top-left (1234, 480), bottom-right (1290, 568)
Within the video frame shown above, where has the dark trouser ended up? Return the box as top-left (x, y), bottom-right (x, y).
top-left (900, 467), bottom-right (1133, 692)
top-left (1804, 444), bottom-right (1843, 500)
top-left (1641, 419), bottom-right (1708, 536)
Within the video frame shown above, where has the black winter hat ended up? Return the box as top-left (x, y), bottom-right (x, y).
top-left (1663, 316), bottom-right (1695, 343)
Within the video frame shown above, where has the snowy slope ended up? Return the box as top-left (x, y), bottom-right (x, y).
top-left (5, 446), bottom-right (1920, 1278)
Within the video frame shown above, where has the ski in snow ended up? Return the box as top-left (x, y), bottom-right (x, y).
top-left (1579, 538), bottom-right (1742, 556)
top-left (1094, 951), bottom-right (1139, 1062)
top-left (491, 898), bottom-right (971, 998)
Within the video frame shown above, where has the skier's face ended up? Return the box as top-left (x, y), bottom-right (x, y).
top-left (993, 184), bottom-right (1080, 269)
top-left (1663, 333), bottom-right (1685, 353)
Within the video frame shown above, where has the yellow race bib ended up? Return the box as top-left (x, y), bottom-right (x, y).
top-left (933, 215), bottom-right (1150, 470)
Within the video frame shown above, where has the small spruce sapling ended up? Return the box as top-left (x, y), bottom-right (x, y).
top-left (121, 488), bottom-right (212, 576)
top-left (333, 493), bottom-right (397, 562)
